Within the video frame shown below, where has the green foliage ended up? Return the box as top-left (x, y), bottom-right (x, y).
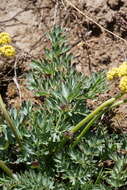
top-left (0, 26), bottom-right (127, 190)
top-left (0, 171), bottom-right (55, 190)
top-left (106, 157), bottom-right (127, 188)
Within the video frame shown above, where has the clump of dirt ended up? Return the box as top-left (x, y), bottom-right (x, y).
top-left (107, 0), bottom-right (124, 10)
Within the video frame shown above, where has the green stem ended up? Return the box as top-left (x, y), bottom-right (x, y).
top-left (0, 160), bottom-right (13, 178)
top-left (70, 97), bottom-right (116, 134)
top-left (71, 97), bottom-right (127, 148)
top-left (111, 100), bottom-right (123, 108)
top-left (0, 94), bottom-right (22, 148)
top-left (72, 112), bottom-right (102, 148)
top-left (111, 98), bottom-right (127, 108)
top-left (70, 94), bottom-right (126, 148)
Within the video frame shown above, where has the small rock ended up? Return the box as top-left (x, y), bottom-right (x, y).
top-left (100, 55), bottom-right (111, 65)
top-left (105, 12), bottom-right (114, 23)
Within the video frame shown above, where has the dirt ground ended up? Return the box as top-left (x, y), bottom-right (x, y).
top-left (0, 0), bottom-right (127, 131)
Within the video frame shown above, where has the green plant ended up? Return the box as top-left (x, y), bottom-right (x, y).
top-left (106, 157), bottom-right (127, 188)
top-left (0, 170), bottom-right (55, 190)
top-left (0, 95), bottom-right (22, 148)
top-left (0, 26), bottom-right (127, 190)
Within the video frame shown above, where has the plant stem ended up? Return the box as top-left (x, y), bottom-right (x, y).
top-left (0, 160), bottom-right (13, 178)
top-left (0, 94), bottom-right (22, 148)
top-left (111, 98), bottom-right (127, 108)
top-left (110, 100), bottom-right (123, 108)
top-left (70, 97), bottom-right (116, 134)
top-left (71, 97), bottom-right (127, 148)
top-left (72, 113), bottom-right (102, 148)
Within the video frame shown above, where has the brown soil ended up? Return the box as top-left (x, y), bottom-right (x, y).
top-left (0, 0), bottom-right (127, 131)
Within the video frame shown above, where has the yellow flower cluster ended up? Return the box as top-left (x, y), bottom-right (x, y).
top-left (119, 76), bottom-right (127, 92)
top-left (107, 62), bottom-right (127, 92)
top-left (107, 68), bottom-right (119, 80)
top-left (0, 32), bottom-right (15, 57)
top-left (0, 45), bottom-right (15, 57)
top-left (118, 62), bottom-right (127, 77)
top-left (0, 32), bottom-right (11, 45)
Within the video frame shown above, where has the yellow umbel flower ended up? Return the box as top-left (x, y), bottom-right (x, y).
top-left (0, 45), bottom-right (15, 57)
top-left (119, 76), bottom-right (127, 92)
top-left (0, 32), bottom-right (11, 45)
top-left (107, 68), bottom-right (119, 80)
top-left (118, 62), bottom-right (127, 77)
